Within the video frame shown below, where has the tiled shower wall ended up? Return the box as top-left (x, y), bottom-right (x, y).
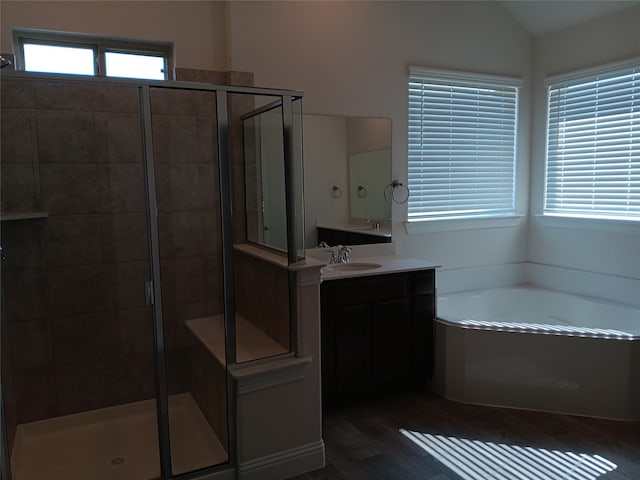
top-left (0, 77), bottom-right (225, 435)
top-left (1, 78), bottom-right (156, 426)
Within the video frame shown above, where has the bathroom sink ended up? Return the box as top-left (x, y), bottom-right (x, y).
top-left (322, 262), bottom-right (382, 272)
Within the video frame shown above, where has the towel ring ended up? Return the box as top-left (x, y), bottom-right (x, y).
top-left (357, 185), bottom-right (368, 198)
top-left (331, 185), bottom-right (343, 198)
top-left (384, 179), bottom-right (410, 204)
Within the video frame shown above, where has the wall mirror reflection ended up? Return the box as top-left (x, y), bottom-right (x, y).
top-left (303, 115), bottom-right (392, 248)
top-left (240, 95), bottom-right (304, 256)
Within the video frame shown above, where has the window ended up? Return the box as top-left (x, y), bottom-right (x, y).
top-left (544, 59), bottom-right (640, 221)
top-left (13, 28), bottom-right (172, 80)
top-left (408, 67), bottom-right (521, 223)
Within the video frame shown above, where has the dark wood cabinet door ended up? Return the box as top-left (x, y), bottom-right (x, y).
top-left (320, 269), bottom-right (436, 408)
top-left (371, 298), bottom-right (411, 391)
top-left (334, 304), bottom-right (372, 399)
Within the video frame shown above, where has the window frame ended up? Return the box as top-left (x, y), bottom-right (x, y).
top-left (12, 28), bottom-right (173, 80)
top-left (543, 57), bottom-right (640, 223)
top-left (406, 66), bottom-right (523, 229)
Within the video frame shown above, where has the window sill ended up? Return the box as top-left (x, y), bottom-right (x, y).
top-left (534, 214), bottom-right (640, 233)
top-left (405, 215), bottom-right (524, 233)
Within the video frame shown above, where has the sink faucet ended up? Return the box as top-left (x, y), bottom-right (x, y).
top-left (329, 245), bottom-right (351, 264)
top-left (366, 219), bottom-right (381, 231)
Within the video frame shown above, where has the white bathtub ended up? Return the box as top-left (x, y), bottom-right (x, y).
top-left (433, 286), bottom-right (640, 420)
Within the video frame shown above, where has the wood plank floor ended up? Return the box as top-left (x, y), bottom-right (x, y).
top-left (289, 390), bottom-right (640, 480)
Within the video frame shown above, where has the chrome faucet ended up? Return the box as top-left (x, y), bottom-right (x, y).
top-left (366, 219), bottom-right (381, 231)
top-left (329, 245), bottom-right (351, 264)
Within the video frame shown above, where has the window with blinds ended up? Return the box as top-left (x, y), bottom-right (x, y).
top-left (408, 66), bottom-right (521, 222)
top-left (544, 60), bottom-right (640, 221)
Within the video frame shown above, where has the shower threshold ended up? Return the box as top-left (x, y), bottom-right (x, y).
top-left (10, 392), bottom-right (227, 480)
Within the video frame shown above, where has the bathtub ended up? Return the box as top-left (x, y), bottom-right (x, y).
top-left (433, 286), bottom-right (640, 420)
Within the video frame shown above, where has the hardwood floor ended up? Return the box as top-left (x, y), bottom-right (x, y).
top-left (289, 390), bottom-right (640, 480)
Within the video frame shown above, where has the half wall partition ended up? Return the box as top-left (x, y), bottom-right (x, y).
top-left (0, 72), bottom-right (306, 480)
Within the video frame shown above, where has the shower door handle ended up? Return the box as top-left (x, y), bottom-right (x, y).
top-left (145, 280), bottom-right (155, 305)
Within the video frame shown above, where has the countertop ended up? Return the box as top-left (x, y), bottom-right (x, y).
top-left (319, 255), bottom-right (440, 281)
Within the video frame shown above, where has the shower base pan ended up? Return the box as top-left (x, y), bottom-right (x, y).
top-left (10, 392), bottom-right (227, 480)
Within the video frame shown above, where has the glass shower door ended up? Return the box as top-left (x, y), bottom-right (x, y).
top-left (148, 86), bottom-right (229, 476)
top-left (0, 76), bottom-right (160, 480)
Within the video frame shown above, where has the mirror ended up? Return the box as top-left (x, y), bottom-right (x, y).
top-left (240, 95), bottom-right (305, 256)
top-left (302, 115), bottom-right (391, 248)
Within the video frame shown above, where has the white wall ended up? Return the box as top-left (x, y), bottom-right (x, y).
top-left (529, 6), bottom-right (640, 280)
top-left (0, 0), bottom-right (229, 71)
top-left (228, 1), bottom-right (533, 270)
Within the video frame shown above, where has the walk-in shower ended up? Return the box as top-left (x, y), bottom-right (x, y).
top-left (0, 72), bottom-right (306, 480)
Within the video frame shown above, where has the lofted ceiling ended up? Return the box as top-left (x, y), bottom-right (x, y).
top-left (499, 0), bottom-right (640, 36)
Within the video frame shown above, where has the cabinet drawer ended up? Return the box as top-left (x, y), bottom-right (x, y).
top-left (333, 274), bottom-right (407, 306)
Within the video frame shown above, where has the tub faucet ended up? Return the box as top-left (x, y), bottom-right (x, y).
top-left (329, 245), bottom-right (351, 263)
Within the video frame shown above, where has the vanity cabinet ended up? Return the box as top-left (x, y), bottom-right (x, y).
top-left (320, 268), bottom-right (435, 408)
top-left (317, 226), bottom-right (391, 246)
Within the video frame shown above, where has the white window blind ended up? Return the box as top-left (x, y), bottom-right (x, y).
top-left (408, 66), bottom-right (521, 221)
top-left (545, 59), bottom-right (640, 221)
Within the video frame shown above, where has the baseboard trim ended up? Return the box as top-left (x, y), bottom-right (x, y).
top-left (238, 440), bottom-right (325, 480)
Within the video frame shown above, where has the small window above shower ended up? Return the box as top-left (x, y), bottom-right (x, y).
top-left (12, 28), bottom-right (173, 80)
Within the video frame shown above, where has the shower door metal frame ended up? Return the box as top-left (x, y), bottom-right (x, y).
top-left (0, 264), bottom-right (11, 480)
top-left (140, 85), bottom-right (173, 479)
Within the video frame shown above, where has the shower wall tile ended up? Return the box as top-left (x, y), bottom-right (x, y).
top-left (35, 81), bottom-right (98, 112)
top-left (158, 210), bottom-right (220, 258)
top-left (160, 256), bottom-right (218, 307)
top-left (92, 84), bottom-right (139, 113)
top-left (98, 163), bottom-right (146, 213)
top-left (100, 213), bottom-right (149, 262)
top-left (188, 343), bottom-right (228, 451)
top-left (4, 268), bottom-right (48, 323)
top-left (152, 114), bottom-right (217, 164)
top-left (235, 250), bottom-right (290, 350)
top-left (118, 307), bottom-right (154, 355)
top-left (165, 347), bottom-right (188, 394)
top-left (55, 353), bottom-right (155, 415)
top-left (94, 112), bottom-right (143, 164)
top-left (40, 164), bottom-right (100, 214)
top-left (37, 110), bottom-right (95, 163)
top-left (44, 214), bottom-right (102, 266)
top-left (47, 265), bottom-right (105, 317)
top-left (101, 261), bottom-right (149, 311)
top-left (8, 319), bottom-right (53, 373)
top-left (34, 81), bottom-right (139, 113)
top-left (1, 108), bottom-right (38, 164)
top-left (174, 67), bottom-right (228, 85)
top-left (0, 78), bottom-right (36, 109)
top-left (1, 164), bottom-right (38, 212)
top-left (13, 368), bottom-right (57, 423)
top-left (155, 164), bottom-right (219, 212)
top-left (0, 221), bottom-right (45, 269)
top-left (150, 88), bottom-right (216, 117)
top-left (228, 71), bottom-right (254, 87)
top-left (51, 313), bottom-right (120, 366)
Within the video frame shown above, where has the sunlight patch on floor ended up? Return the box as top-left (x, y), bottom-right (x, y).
top-left (400, 429), bottom-right (616, 480)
